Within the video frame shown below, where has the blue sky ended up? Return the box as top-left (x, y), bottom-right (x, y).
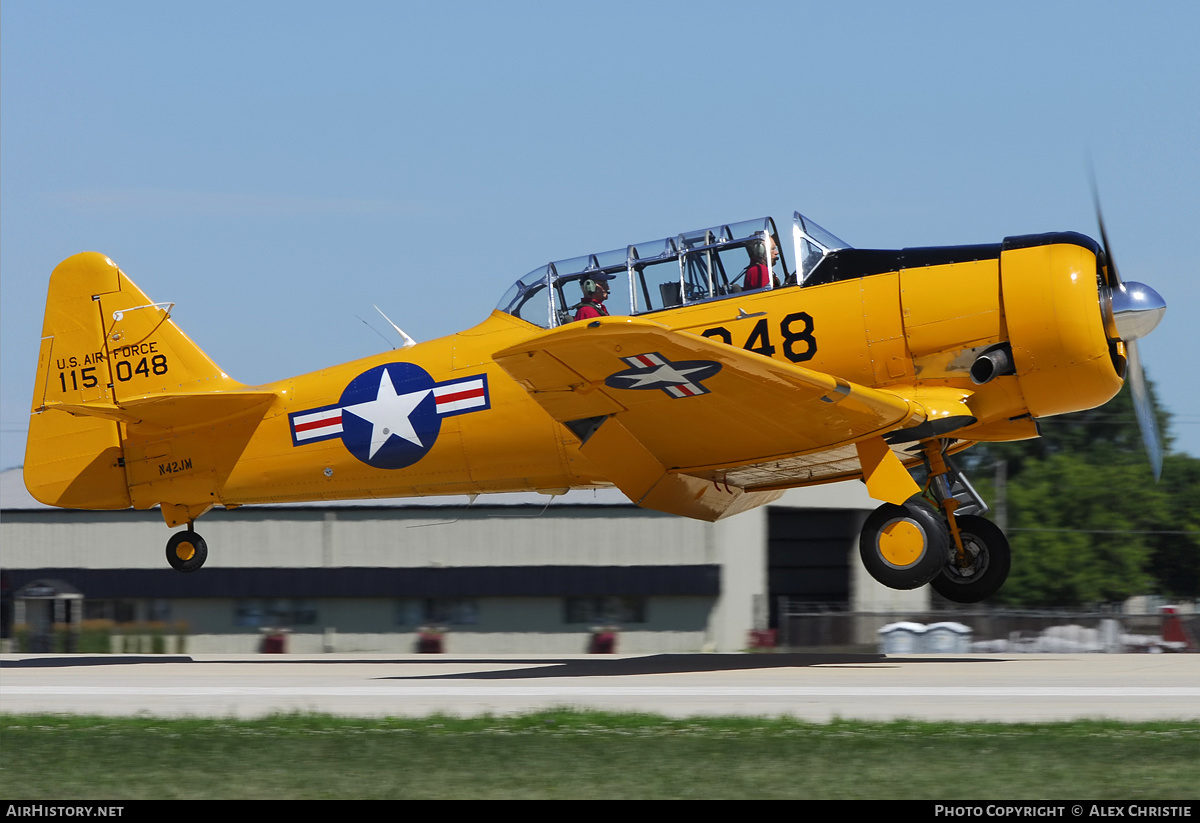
top-left (3, 0), bottom-right (1198, 470)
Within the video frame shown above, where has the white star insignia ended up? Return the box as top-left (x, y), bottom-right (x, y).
top-left (341, 369), bottom-right (430, 459)
top-left (616, 362), bottom-right (710, 389)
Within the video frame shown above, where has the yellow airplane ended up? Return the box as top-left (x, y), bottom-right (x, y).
top-left (23, 211), bottom-right (1166, 602)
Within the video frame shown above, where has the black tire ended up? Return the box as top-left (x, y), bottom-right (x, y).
top-left (859, 498), bottom-right (950, 590)
top-left (165, 530), bottom-right (208, 573)
top-left (932, 515), bottom-right (1011, 603)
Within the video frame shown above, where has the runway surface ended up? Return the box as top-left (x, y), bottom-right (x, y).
top-left (2, 653), bottom-right (1198, 721)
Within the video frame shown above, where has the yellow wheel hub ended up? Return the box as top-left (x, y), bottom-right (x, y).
top-left (175, 541), bottom-right (196, 562)
top-left (878, 520), bottom-right (926, 568)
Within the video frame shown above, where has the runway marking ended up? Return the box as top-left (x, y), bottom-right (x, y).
top-left (6, 686), bottom-right (1200, 698)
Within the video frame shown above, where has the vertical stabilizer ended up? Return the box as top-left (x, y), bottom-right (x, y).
top-left (27, 254), bottom-right (129, 508)
top-left (24, 253), bottom-right (241, 509)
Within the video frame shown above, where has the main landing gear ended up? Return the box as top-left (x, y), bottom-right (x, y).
top-left (166, 525), bottom-right (208, 573)
top-left (930, 514), bottom-right (1011, 604)
top-left (859, 442), bottom-right (1011, 603)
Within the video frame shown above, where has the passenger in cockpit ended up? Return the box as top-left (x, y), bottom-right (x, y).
top-left (573, 275), bottom-right (613, 321)
top-left (743, 237), bottom-right (780, 290)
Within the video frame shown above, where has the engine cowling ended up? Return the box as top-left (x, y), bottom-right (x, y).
top-left (999, 233), bottom-right (1124, 418)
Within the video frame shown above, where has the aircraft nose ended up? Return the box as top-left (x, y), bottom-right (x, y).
top-left (1106, 281), bottom-right (1166, 342)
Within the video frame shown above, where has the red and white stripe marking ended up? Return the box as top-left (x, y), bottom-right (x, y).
top-left (291, 408), bottom-right (343, 442)
top-left (434, 379), bottom-right (487, 414)
top-left (664, 383), bottom-right (698, 398)
top-left (627, 353), bottom-right (666, 368)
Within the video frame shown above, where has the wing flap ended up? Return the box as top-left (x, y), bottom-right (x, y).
top-left (584, 415), bottom-right (785, 521)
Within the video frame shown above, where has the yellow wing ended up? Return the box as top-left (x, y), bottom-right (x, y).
top-left (494, 317), bottom-right (939, 520)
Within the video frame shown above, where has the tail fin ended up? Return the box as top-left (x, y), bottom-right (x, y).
top-left (25, 253), bottom-right (244, 509)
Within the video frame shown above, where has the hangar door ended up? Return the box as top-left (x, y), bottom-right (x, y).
top-left (766, 508), bottom-right (864, 627)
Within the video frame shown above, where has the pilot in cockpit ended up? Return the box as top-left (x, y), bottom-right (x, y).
top-left (743, 236), bottom-right (781, 290)
top-left (573, 274), bottom-right (613, 321)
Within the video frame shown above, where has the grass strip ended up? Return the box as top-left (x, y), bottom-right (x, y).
top-left (2, 711), bottom-right (1199, 800)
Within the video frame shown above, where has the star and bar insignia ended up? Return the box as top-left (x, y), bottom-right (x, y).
top-left (288, 363), bottom-right (489, 470)
top-left (603, 352), bottom-right (721, 398)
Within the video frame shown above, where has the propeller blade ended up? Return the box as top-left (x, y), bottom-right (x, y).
top-left (1090, 170), bottom-right (1164, 480)
top-left (1090, 172), bottom-right (1123, 288)
top-left (1125, 338), bottom-right (1163, 481)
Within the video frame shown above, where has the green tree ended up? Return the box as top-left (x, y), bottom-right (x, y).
top-left (963, 378), bottom-right (1200, 605)
top-left (1150, 453), bottom-right (1200, 599)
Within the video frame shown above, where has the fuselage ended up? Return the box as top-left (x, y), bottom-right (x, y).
top-left (201, 233), bottom-right (1121, 509)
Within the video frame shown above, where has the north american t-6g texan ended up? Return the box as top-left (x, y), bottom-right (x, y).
top-left (24, 205), bottom-right (1167, 602)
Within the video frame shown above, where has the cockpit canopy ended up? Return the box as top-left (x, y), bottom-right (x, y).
top-left (496, 212), bottom-right (851, 328)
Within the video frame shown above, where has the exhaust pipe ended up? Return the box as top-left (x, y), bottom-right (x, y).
top-left (971, 344), bottom-right (1015, 385)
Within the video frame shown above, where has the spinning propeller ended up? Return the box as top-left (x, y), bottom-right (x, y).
top-left (1092, 182), bottom-right (1167, 480)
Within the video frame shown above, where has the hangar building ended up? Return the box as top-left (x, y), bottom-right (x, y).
top-left (1, 468), bottom-right (926, 653)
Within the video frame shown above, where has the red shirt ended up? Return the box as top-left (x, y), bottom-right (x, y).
top-left (574, 300), bottom-right (608, 321)
top-left (745, 263), bottom-right (771, 290)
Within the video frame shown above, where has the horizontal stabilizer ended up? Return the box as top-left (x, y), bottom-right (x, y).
top-left (43, 391), bottom-right (276, 429)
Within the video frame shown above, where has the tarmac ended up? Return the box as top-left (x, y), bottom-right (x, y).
top-left (2, 652), bottom-right (1198, 721)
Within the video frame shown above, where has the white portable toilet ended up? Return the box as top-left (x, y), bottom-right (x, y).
top-left (877, 621), bottom-right (927, 654)
top-left (923, 621), bottom-right (972, 653)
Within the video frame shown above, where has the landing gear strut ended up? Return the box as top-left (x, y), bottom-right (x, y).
top-left (921, 441), bottom-right (1010, 603)
top-left (930, 514), bottom-right (1011, 603)
top-left (857, 439), bottom-right (1012, 602)
top-left (166, 525), bottom-right (208, 573)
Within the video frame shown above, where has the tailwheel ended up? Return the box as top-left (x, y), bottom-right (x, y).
top-left (932, 515), bottom-right (1011, 603)
top-left (166, 529), bottom-right (208, 573)
top-left (859, 498), bottom-right (949, 590)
